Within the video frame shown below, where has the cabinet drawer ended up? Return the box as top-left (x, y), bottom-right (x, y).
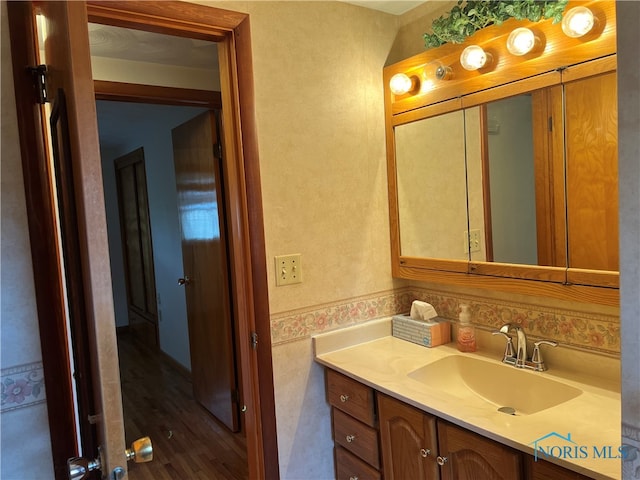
top-left (333, 408), bottom-right (380, 469)
top-left (335, 446), bottom-right (382, 480)
top-left (327, 369), bottom-right (376, 426)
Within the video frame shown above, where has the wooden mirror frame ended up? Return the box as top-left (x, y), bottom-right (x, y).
top-left (384, 0), bottom-right (618, 307)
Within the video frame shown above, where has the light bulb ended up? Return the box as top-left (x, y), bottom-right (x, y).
top-left (506, 27), bottom-right (538, 56)
top-left (424, 61), bottom-right (452, 81)
top-left (562, 6), bottom-right (595, 38)
top-left (389, 73), bottom-right (415, 95)
top-left (460, 45), bottom-right (490, 71)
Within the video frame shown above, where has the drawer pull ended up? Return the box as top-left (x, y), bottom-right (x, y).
top-left (420, 448), bottom-right (431, 458)
top-left (340, 394), bottom-right (349, 403)
top-left (349, 477), bottom-right (358, 480)
top-left (346, 434), bottom-right (356, 443)
top-left (436, 456), bottom-right (448, 466)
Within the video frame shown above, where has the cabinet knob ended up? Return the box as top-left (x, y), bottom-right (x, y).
top-left (340, 394), bottom-right (349, 403)
top-left (346, 434), bottom-right (356, 443)
top-left (436, 456), bottom-right (448, 466)
top-left (420, 448), bottom-right (431, 458)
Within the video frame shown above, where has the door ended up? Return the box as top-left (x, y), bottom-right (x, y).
top-left (172, 111), bottom-right (239, 432)
top-left (8, 1), bottom-right (129, 476)
top-left (378, 393), bottom-right (440, 480)
top-left (115, 148), bottom-right (159, 348)
top-left (438, 420), bottom-right (522, 480)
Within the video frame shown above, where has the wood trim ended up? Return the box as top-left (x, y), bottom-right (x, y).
top-left (461, 70), bottom-right (561, 109)
top-left (86, 2), bottom-right (279, 478)
top-left (561, 53), bottom-right (617, 83)
top-left (6, 4), bottom-right (79, 477)
top-left (478, 105), bottom-right (494, 262)
top-left (233, 15), bottom-right (281, 478)
top-left (394, 264), bottom-right (619, 307)
top-left (391, 98), bottom-right (462, 126)
top-left (94, 80), bottom-right (222, 108)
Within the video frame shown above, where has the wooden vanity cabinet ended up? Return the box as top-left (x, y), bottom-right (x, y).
top-left (327, 369), bottom-right (382, 479)
top-left (326, 369), bottom-right (593, 480)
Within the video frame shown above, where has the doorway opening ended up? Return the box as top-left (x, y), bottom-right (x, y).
top-left (91, 17), bottom-right (248, 478)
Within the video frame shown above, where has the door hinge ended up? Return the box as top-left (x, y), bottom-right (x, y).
top-left (232, 389), bottom-right (240, 403)
top-left (28, 64), bottom-right (48, 104)
top-left (250, 332), bottom-right (258, 350)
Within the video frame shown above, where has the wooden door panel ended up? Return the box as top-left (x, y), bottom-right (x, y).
top-left (565, 72), bottom-right (619, 271)
top-left (29, 0), bottom-right (127, 474)
top-left (172, 111), bottom-right (239, 432)
top-left (438, 420), bottom-right (522, 480)
top-left (378, 393), bottom-right (440, 480)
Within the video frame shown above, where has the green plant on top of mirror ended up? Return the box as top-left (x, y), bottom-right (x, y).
top-left (424, 0), bottom-right (569, 49)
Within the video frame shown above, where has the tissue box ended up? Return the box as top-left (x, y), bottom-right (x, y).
top-left (392, 314), bottom-right (451, 348)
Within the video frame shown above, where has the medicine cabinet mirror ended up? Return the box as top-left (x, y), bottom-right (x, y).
top-left (386, 0), bottom-right (618, 305)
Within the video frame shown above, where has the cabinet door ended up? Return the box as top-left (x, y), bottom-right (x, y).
top-left (524, 455), bottom-right (591, 479)
top-left (438, 420), bottom-right (522, 480)
top-left (378, 393), bottom-right (440, 479)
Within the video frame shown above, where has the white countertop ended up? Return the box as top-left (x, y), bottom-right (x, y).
top-left (313, 318), bottom-right (622, 479)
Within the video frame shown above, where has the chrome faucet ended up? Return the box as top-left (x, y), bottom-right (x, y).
top-left (492, 323), bottom-right (558, 371)
top-left (500, 324), bottom-right (528, 368)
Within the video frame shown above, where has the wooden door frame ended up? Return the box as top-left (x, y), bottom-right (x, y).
top-left (88, 3), bottom-right (279, 478)
top-left (8, 1), bottom-right (278, 478)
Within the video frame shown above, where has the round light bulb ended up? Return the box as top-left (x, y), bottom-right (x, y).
top-left (460, 45), bottom-right (489, 71)
top-left (562, 6), bottom-right (595, 38)
top-left (506, 27), bottom-right (538, 56)
top-left (389, 73), bottom-right (414, 95)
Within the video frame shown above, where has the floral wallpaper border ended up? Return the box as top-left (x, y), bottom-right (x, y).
top-left (270, 286), bottom-right (620, 354)
top-left (1, 362), bottom-right (46, 413)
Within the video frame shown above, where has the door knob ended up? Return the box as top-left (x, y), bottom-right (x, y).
top-left (177, 276), bottom-right (191, 286)
top-left (126, 436), bottom-right (153, 463)
top-left (68, 436), bottom-right (153, 480)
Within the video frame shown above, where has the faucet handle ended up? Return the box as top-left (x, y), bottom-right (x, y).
top-left (531, 340), bottom-right (558, 371)
top-left (492, 330), bottom-right (515, 362)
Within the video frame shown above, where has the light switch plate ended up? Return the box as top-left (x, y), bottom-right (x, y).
top-left (275, 254), bottom-right (302, 286)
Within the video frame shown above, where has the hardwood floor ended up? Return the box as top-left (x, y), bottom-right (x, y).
top-left (117, 332), bottom-right (248, 479)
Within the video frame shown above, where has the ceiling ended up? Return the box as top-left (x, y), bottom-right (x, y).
top-left (343, 1), bottom-right (426, 15)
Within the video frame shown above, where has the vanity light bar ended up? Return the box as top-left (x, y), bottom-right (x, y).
top-left (389, 6), bottom-right (600, 97)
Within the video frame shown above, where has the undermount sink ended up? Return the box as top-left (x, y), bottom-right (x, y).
top-left (408, 355), bottom-right (583, 415)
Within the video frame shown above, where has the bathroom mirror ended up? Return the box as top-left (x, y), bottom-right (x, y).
top-left (465, 90), bottom-right (568, 268)
top-left (395, 110), bottom-right (469, 261)
top-left (384, 0), bottom-right (618, 304)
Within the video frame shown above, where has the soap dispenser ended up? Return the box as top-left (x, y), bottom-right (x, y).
top-left (457, 304), bottom-right (476, 352)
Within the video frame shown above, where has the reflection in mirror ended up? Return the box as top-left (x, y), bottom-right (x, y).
top-left (484, 94), bottom-right (538, 265)
top-left (395, 110), bottom-right (469, 260)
